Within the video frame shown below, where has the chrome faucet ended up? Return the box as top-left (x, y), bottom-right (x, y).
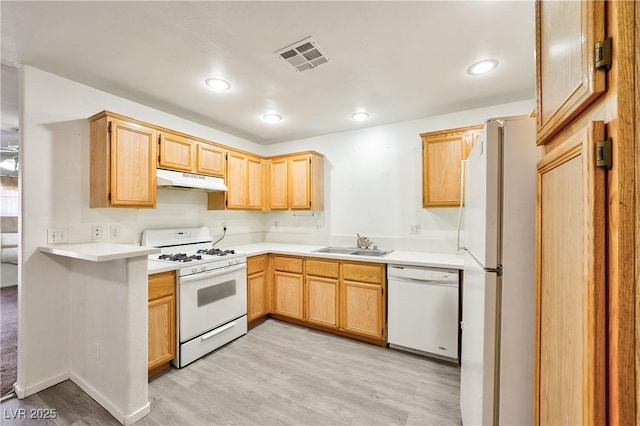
top-left (356, 233), bottom-right (373, 249)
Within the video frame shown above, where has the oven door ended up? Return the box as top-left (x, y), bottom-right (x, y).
top-left (179, 263), bottom-right (247, 342)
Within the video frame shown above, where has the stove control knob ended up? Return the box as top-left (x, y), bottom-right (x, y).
top-left (191, 266), bottom-right (197, 273)
top-left (201, 265), bottom-right (207, 272)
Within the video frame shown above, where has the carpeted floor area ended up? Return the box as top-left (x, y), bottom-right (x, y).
top-left (1, 285), bottom-right (18, 397)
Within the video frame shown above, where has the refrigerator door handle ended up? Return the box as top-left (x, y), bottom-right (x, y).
top-left (457, 159), bottom-right (467, 252)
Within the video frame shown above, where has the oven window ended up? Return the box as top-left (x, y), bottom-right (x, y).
top-left (197, 279), bottom-right (236, 307)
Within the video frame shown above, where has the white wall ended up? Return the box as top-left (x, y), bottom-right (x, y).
top-left (17, 66), bottom-right (265, 396)
top-left (263, 99), bottom-right (535, 252)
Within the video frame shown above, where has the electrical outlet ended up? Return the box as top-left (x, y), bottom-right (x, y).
top-left (92, 226), bottom-right (103, 241)
top-left (110, 225), bottom-right (120, 240)
top-left (409, 224), bottom-right (422, 235)
top-left (47, 228), bottom-right (69, 244)
top-left (274, 221), bottom-right (278, 229)
top-left (221, 222), bottom-right (227, 232)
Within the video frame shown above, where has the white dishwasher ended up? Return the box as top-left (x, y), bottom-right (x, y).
top-left (387, 264), bottom-right (460, 362)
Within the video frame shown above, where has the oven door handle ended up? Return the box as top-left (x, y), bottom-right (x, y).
top-left (180, 263), bottom-right (246, 283)
top-left (200, 321), bottom-right (237, 341)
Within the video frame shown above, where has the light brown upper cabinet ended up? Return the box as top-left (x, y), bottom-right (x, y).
top-left (196, 143), bottom-right (225, 176)
top-left (267, 151), bottom-right (324, 211)
top-left (90, 112), bottom-right (157, 208)
top-left (158, 132), bottom-right (225, 177)
top-left (421, 125), bottom-right (483, 207)
top-left (209, 149), bottom-right (264, 210)
top-left (535, 0), bottom-right (606, 145)
top-left (158, 132), bottom-right (194, 172)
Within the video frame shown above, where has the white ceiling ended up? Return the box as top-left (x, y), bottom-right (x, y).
top-left (1, 1), bottom-right (535, 145)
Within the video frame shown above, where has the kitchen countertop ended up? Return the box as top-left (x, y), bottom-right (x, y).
top-left (146, 242), bottom-right (463, 275)
top-left (40, 242), bottom-right (160, 262)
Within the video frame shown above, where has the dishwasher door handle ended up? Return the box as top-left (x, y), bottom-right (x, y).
top-left (388, 277), bottom-right (458, 287)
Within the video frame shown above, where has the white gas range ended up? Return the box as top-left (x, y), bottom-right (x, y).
top-left (142, 227), bottom-right (247, 368)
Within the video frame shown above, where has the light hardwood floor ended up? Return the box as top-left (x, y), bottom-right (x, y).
top-left (1, 319), bottom-right (461, 425)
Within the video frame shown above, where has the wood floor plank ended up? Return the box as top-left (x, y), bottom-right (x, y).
top-left (1, 319), bottom-right (461, 425)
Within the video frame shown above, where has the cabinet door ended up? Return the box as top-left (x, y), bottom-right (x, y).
top-left (226, 151), bottom-right (247, 209)
top-left (341, 280), bottom-right (384, 339)
top-left (269, 158), bottom-right (288, 210)
top-left (148, 295), bottom-right (176, 371)
top-left (110, 119), bottom-right (157, 207)
top-left (462, 130), bottom-right (482, 160)
top-left (535, 122), bottom-right (605, 425)
top-left (196, 144), bottom-right (225, 176)
top-left (535, 0), bottom-right (605, 145)
top-left (158, 133), bottom-right (194, 172)
top-left (288, 155), bottom-right (311, 210)
top-left (305, 275), bottom-right (339, 328)
top-left (274, 271), bottom-right (303, 320)
top-left (248, 271), bottom-right (267, 323)
top-left (246, 155), bottom-right (263, 210)
top-left (421, 125), bottom-right (483, 207)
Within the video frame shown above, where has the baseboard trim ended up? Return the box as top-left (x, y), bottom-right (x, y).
top-left (15, 371), bottom-right (69, 398)
top-left (70, 372), bottom-right (149, 426)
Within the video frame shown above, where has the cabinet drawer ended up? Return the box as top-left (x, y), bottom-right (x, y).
top-left (306, 259), bottom-right (339, 278)
top-left (148, 271), bottom-right (176, 300)
top-left (247, 255), bottom-right (267, 275)
top-left (342, 263), bottom-right (383, 284)
top-left (273, 256), bottom-right (303, 273)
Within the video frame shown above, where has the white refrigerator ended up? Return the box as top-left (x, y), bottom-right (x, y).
top-left (458, 115), bottom-right (539, 425)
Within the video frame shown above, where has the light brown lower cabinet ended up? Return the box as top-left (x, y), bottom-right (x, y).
top-left (305, 259), bottom-right (340, 329)
top-left (340, 262), bottom-right (385, 339)
top-left (257, 255), bottom-right (386, 344)
top-left (274, 271), bottom-right (304, 319)
top-left (148, 271), bottom-right (176, 376)
top-left (273, 256), bottom-right (304, 320)
top-left (247, 255), bottom-right (268, 324)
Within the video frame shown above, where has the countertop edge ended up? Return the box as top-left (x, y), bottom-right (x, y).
top-left (40, 243), bottom-right (160, 262)
top-left (231, 243), bottom-right (464, 270)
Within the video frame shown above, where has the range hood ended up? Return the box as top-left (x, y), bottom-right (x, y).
top-left (156, 169), bottom-right (228, 192)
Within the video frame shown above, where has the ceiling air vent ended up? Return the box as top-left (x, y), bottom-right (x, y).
top-left (275, 37), bottom-right (330, 72)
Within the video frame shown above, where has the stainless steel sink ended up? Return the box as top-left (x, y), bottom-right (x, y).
top-left (312, 247), bottom-right (392, 257)
top-left (349, 249), bottom-right (392, 257)
top-left (313, 247), bottom-right (358, 254)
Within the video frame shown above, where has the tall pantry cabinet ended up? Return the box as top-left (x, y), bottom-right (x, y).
top-left (533, 1), bottom-right (637, 425)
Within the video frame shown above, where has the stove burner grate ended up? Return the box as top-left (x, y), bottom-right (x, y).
top-left (196, 248), bottom-right (236, 256)
top-left (158, 253), bottom-right (203, 263)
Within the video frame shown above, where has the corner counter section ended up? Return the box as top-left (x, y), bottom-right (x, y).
top-left (39, 243), bottom-right (160, 426)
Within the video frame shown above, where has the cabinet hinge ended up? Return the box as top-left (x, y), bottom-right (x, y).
top-left (595, 138), bottom-right (612, 169)
top-left (225, 199), bottom-right (228, 207)
top-left (158, 155), bottom-right (161, 163)
top-left (225, 152), bottom-right (228, 160)
top-left (595, 37), bottom-right (612, 71)
top-left (309, 158), bottom-right (312, 164)
top-left (108, 122), bottom-right (112, 133)
top-left (108, 193), bottom-right (111, 201)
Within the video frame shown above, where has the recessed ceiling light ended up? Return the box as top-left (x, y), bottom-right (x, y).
top-left (262, 113), bottom-right (282, 123)
top-left (467, 59), bottom-right (499, 75)
top-left (351, 112), bottom-right (370, 121)
top-left (205, 77), bottom-right (231, 91)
